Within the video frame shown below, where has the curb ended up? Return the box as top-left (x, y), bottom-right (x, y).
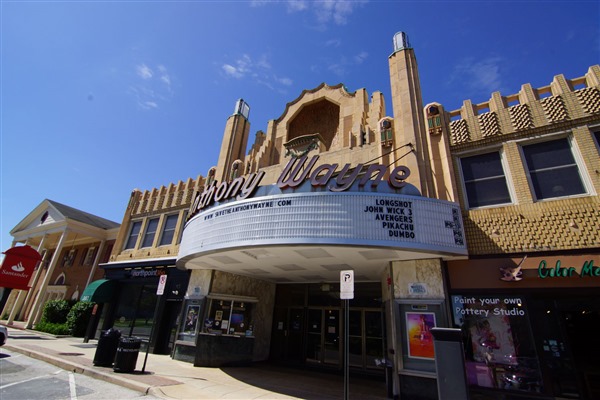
top-left (4, 344), bottom-right (154, 396)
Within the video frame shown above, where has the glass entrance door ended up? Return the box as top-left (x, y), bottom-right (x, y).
top-left (323, 309), bottom-right (340, 365)
top-left (287, 308), bottom-right (304, 361)
top-left (306, 308), bottom-right (341, 366)
top-left (349, 309), bottom-right (384, 369)
top-left (307, 309), bottom-right (322, 363)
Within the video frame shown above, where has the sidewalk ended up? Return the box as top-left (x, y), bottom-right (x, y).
top-left (1, 321), bottom-right (389, 400)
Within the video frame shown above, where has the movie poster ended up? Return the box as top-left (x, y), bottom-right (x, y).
top-left (406, 312), bottom-right (436, 359)
top-left (184, 305), bottom-right (200, 333)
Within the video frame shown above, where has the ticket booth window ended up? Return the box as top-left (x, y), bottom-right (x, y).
top-left (205, 296), bottom-right (255, 336)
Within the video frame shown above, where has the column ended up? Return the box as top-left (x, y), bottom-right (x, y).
top-left (26, 229), bottom-right (68, 328)
top-left (84, 239), bottom-right (106, 289)
top-left (8, 235), bottom-right (48, 324)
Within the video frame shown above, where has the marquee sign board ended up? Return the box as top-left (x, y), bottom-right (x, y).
top-left (179, 190), bottom-right (467, 265)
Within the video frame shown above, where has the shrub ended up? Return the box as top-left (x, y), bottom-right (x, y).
top-left (41, 299), bottom-right (71, 324)
top-left (66, 301), bottom-right (95, 337)
top-left (34, 321), bottom-right (70, 336)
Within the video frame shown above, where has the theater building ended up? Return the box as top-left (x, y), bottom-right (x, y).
top-left (173, 33), bottom-right (468, 399)
top-left (433, 66), bottom-right (600, 399)
top-left (171, 30), bottom-right (600, 399)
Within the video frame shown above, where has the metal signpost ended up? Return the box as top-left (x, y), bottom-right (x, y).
top-left (340, 270), bottom-right (354, 400)
top-left (142, 274), bottom-right (167, 373)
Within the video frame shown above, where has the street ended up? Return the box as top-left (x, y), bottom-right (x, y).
top-left (0, 348), bottom-right (158, 400)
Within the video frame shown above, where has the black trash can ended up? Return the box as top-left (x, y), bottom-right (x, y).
top-left (93, 328), bottom-right (121, 367)
top-left (113, 336), bottom-right (142, 373)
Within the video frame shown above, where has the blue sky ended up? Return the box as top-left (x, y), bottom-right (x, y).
top-left (1, 0), bottom-right (599, 255)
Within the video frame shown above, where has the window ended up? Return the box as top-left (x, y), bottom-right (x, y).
top-left (452, 295), bottom-right (542, 393)
top-left (593, 130), bottom-right (600, 151)
top-left (101, 244), bottom-right (113, 263)
top-left (460, 152), bottom-right (512, 208)
top-left (159, 214), bottom-right (178, 246)
top-left (205, 298), bottom-right (254, 336)
top-left (82, 246), bottom-right (96, 266)
top-left (522, 138), bottom-right (586, 200)
top-left (54, 273), bottom-right (66, 285)
top-left (176, 211), bottom-right (188, 245)
top-left (141, 218), bottom-right (159, 248)
top-left (62, 249), bottom-right (77, 267)
top-left (124, 221), bottom-right (142, 250)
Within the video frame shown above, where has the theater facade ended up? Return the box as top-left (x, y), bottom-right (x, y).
top-left (173, 33), bottom-right (468, 399)
top-left (170, 32), bottom-right (599, 400)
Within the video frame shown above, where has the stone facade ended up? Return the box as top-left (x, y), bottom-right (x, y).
top-left (428, 65), bottom-right (600, 256)
top-left (110, 178), bottom-right (203, 262)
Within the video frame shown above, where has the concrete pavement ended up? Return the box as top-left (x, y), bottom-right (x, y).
top-left (1, 321), bottom-right (389, 400)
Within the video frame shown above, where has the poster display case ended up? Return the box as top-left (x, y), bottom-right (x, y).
top-left (396, 300), bottom-right (447, 373)
top-left (178, 298), bottom-right (204, 342)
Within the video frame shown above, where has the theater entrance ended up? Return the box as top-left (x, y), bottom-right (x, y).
top-left (270, 283), bottom-right (385, 373)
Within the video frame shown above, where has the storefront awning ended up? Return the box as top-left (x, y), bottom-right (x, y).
top-left (80, 279), bottom-right (116, 303)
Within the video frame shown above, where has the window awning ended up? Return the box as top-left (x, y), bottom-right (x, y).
top-left (80, 279), bottom-right (116, 303)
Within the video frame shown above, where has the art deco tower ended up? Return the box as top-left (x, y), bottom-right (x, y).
top-left (215, 99), bottom-right (251, 183)
top-left (388, 32), bottom-right (434, 197)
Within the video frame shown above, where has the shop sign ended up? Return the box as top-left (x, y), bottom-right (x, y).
top-left (129, 268), bottom-right (166, 278)
top-left (453, 296), bottom-right (526, 318)
top-left (499, 255), bottom-right (526, 282)
top-left (189, 155), bottom-right (411, 219)
top-left (0, 245), bottom-right (42, 290)
top-left (538, 259), bottom-right (599, 279)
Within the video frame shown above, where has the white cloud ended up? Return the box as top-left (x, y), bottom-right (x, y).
top-left (255, 55), bottom-right (271, 69)
top-left (287, 0), bottom-right (308, 12)
top-left (354, 51), bottom-right (368, 64)
top-left (328, 63), bottom-right (345, 77)
top-left (157, 65), bottom-right (172, 87)
top-left (141, 101), bottom-right (158, 110)
top-left (251, 1), bottom-right (365, 29)
top-left (276, 76), bottom-right (293, 86)
top-left (313, 0), bottom-right (367, 26)
top-left (449, 56), bottom-right (505, 96)
top-left (223, 64), bottom-right (244, 78)
top-left (221, 54), bottom-right (292, 92)
top-left (250, 0), bottom-right (270, 6)
top-left (160, 74), bottom-right (171, 86)
top-left (325, 39), bottom-right (341, 47)
top-left (222, 54), bottom-right (255, 79)
top-left (130, 63), bottom-right (174, 110)
top-left (321, 51), bottom-right (368, 78)
top-left (136, 64), bottom-right (153, 79)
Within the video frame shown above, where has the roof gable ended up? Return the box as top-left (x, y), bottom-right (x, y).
top-left (10, 199), bottom-right (119, 235)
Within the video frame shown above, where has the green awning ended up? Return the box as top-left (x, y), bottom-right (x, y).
top-left (80, 279), bottom-right (116, 303)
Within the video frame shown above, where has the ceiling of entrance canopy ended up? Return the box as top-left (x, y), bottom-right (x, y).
top-left (179, 244), bottom-right (453, 283)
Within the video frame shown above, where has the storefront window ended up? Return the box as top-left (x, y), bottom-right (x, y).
top-left (451, 295), bottom-right (543, 394)
top-left (113, 284), bottom-right (157, 341)
top-left (205, 298), bottom-right (253, 336)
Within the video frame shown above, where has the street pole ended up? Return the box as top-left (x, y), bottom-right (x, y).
top-left (143, 274), bottom-right (167, 373)
top-left (340, 270), bottom-right (354, 400)
top-left (142, 295), bottom-right (160, 373)
top-left (344, 298), bottom-right (349, 400)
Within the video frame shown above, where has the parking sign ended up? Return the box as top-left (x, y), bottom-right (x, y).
top-left (157, 275), bottom-right (167, 295)
top-left (340, 270), bottom-right (354, 299)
